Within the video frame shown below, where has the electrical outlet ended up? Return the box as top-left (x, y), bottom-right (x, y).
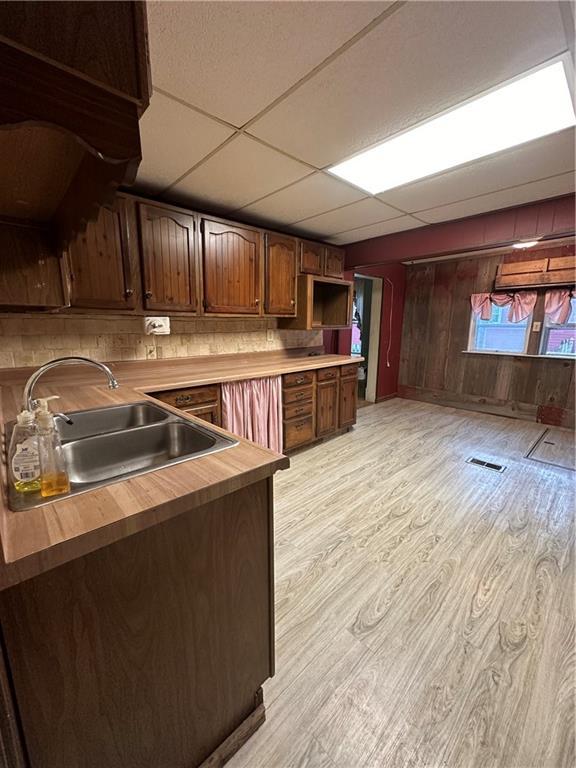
top-left (144, 316), bottom-right (171, 335)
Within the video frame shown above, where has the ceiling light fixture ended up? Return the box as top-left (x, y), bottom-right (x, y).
top-left (328, 59), bottom-right (576, 195)
top-left (512, 240), bottom-right (541, 249)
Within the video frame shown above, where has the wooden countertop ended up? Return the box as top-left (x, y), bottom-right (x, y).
top-left (0, 348), bottom-right (360, 590)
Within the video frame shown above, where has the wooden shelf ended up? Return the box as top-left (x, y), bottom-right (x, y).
top-left (279, 275), bottom-right (353, 330)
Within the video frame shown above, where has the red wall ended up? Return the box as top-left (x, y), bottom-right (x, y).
top-left (324, 264), bottom-right (406, 400)
top-left (345, 194), bottom-right (575, 267)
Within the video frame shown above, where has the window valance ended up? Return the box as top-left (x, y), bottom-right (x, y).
top-left (470, 291), bottom-right (537, 323)
top-left (544, 288), bottom-right (575, 325)
top-left (471, 288), bottom-right (576, 325)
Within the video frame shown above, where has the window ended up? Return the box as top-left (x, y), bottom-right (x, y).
top-left (468, 304), bottom-right (531, 353)
top-left (540, 297), bottom-right (576, 357)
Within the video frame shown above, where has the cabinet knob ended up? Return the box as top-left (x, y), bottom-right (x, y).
top-left (290, 299), bottom-right (295, 305)
top-left (144, 291), bottom-right (153, 299)
top-left (255, 298), bottom-right (260, 305)
top-left (124, 288), bottom-right (134, 297)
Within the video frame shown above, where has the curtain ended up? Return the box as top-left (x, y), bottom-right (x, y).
top-left (221, 376), bottom-right (283, 454)
top-left (470, 291), bottom-right (537, 323)
top-left (544, 288), bottom-right (574, 325)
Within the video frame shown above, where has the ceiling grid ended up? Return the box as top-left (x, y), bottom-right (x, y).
top-left (135, 1), bottom-right (575, 243)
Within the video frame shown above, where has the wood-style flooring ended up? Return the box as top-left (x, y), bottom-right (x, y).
top-left (228, 398), bottom-right (575, 768)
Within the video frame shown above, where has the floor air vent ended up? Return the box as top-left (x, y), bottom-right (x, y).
top-left (466, 457), bottom-right (506, 473)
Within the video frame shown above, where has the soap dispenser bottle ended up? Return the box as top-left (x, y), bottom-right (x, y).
top-left (8, 409), bottom-right (41, 494)
top-left (36, 397), bottom-right (70, 498)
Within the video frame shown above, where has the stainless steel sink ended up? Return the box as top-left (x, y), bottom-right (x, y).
top-left (64, 421), bottom-right (222, 485)
top-left (56, 402), bottom-right (170, 442)
top-left (7, 402), bottom-right (238, 511)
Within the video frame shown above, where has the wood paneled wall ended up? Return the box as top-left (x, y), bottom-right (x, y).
top-left (398, 253), bottom-right (575, 427)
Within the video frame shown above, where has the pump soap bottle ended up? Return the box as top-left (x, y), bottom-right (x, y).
top-left (8, 409), bottom-right (41, 494)
top-left (36, 397), bottom-right (70, 498)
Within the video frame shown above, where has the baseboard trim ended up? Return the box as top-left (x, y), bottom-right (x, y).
top-left (199, 695), bottom-right (266, 768)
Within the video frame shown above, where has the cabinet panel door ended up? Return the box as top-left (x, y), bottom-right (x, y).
top-left (299, 241), bottom-right (323, 275)
top-left (324, 246), bottom-right (345, 279)
top-left (139, 204), bottom-right (197, 312)
top-left (68, 198), bottom-right (136, 309)
top-left (202, 219), bottom-right (261, 315)
top-left (0, 223), bottom-right (64, 308)
top-left (339, 376), bottom-right (357, 428)
top-left (264, 233), bottom-right (296, 316)
top-left (316, 380), bottom-right (339, 437)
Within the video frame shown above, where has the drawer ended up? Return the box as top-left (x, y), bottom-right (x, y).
top-left (284, 400), bottom-right (313, 420)
top-left (317, 367), bottom-right (340, 382)
top-left (154, 385), bottom-right (219, 409)
top-left (284, 416), bottom-right (314, 450)
top-left (283, 385), bottom-right (314, 405)
top-left (283, 370), bottom-right (315, 388)
top-left (341, 364), bottom-right (359, 379)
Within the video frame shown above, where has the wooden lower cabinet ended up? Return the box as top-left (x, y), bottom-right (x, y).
top-left (282, 364), bottom-right (358, 451)
top-left (339, 374), bottom-right (358, 428)
top-left (0, 480), bottom-right (273, 768)
top-left (316, 379), bottom-right (339, 437)
top-left (151, 384), bottom-right (222, 427)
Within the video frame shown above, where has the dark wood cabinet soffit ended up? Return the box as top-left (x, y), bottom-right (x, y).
top-left (0, 1), bottom-right (150, 247)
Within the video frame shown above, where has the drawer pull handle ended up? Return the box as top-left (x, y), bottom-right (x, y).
top-left (175, 395), bottom-right (192, 405)
top-left (295, 377), bottom-right (304, 384)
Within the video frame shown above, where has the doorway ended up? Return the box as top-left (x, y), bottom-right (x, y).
top-left (352, 274), bottom-right (383, 404)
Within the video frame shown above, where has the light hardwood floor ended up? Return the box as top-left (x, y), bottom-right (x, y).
top-left (228, 398), bottom-right (575, 768)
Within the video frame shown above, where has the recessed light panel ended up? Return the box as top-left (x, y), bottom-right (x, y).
top-left (328, 60), bottom-right (576, 195)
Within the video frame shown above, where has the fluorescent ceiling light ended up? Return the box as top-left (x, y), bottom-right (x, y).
top-left (512, 240), bottom-right (540, 249)
top-left (328, 60), bottom-right (576, 195)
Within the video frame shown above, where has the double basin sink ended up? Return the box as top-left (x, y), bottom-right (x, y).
top-left (8, 401), bottom-right (238, 511)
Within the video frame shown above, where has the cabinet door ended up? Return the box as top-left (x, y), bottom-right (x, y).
top-left (0, 223), bottom-right (64, 308)
top-left (264, 233), bottom-right (297, 316)
top-left (139, 204), bottom-right (197, 312)
top-left (316, 380), bottom-right (339, 437)
top-left (202, 219), bottom-right (261, 314)
top-left (299, 241), bottom-right (323, 275)
top-left (67, 197), bottom-right (136, 309)
top-left (324, 246), bottom-right (345, 279)
top-left (339, 376), bottom-right (357, 428)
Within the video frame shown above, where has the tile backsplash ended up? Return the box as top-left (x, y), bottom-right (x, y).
top-left (0, 314), bottom-right (323, 368)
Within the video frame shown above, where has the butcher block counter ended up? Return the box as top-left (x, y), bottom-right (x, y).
top-left (0, 347), bottom-right (358, 768)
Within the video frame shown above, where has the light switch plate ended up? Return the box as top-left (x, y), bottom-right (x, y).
top-left (144, 316), bottom-right (171, 335)
top-left (532, 321), bottom-right (542, 332)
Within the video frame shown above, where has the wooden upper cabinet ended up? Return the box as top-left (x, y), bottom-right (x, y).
top-left (0, 222), bottom-right (65, 309)
top-left (139, 204), bottom-right (197, 313)
top-left (299, 240), bottom-right (324, 275)
top-left (202, 219), bottom-right (261, 315)
top-left (0, 1), bottom-right (150, 107)
top-left (324, 246), bottom-right (345, 279)
top-left (66, 197), bottom-right (136, 310)
top-left (264, 233), bottom-right (297, 316)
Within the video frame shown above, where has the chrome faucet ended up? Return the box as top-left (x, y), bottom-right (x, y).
top-left (22, 357), bottom-right (119, 419)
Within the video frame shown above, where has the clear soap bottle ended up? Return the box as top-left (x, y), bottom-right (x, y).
top-left (8, 409), bottom-right (41, 494)
top-left (36, 397), bottom-right (70, 498)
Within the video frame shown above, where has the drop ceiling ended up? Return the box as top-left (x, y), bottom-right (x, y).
top-left (135, 1), bottom-right (575, 245)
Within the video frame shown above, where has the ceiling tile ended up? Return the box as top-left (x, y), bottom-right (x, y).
top-left (376, 128), bottom-right (576, 212)
top-left (292, 198), bottom-right (401, 238)
top-left (248, 1), bottom-right (567, 166)
top-left (147, 1), bottom-right (391, 126)
top-left (166, 135), bottom-right (311, 211)
top-left (417, 172), bottom-right (576, 224)
top-left (135, 92), bottom-right (235, 193)
top-left (237, 172), bottom-right (366, 225)
top-left (327, 216), bottom-right (424, 245)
